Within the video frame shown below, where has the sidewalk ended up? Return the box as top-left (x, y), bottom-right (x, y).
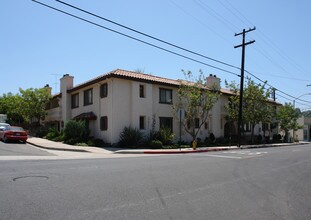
top-left (26, 137), bottom-right (309, 155)
top-left (26, 137), bottom-right (115, 154)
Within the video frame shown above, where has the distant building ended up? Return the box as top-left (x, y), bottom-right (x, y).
top-left (296, 116), bottom-right (311, 141)
top-left (44, 69), bottom-right (280, 145)
top-left (0, 114), bottom-right (7, 123)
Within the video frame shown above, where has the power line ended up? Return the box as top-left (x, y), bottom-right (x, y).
top-left (192, 0), bottom-right (239, 33)
top-left (53, 0), bottom-right (311, 103)
top-left (32, 0), bottom-right (240, 77)
top-left (54, 0), bottom-right (240, 71)
top-left (245, 70), bottom-right (311, 104)
top-left (169, 0), bottom-right (232, 45)
top-left (32, 0), bottom-right (311, 105)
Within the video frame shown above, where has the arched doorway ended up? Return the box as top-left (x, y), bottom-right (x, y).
top-left (224, 122), bottom-right (237, 140)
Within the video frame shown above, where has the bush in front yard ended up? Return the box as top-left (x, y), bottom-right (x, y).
top-left (155, 128), bottom-right (174, 146)
top-left (35, 126), bottom-right (49, 138)
top-left (46, 127), bottom-right (60, 140)
top-left (87, 138), bottom-right (106, 147)
top-left (119, 126), bottom-right (144, 147)
top-left (149, 140), bottom-right (163, 149)
top-left (63, 120), bottom-right (90, 145)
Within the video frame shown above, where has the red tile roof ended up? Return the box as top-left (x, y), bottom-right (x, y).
top-left (69, 69), bottom-right (181, 92)
top-left (68, 69), bottom-right (236, 95)
top-left (53, 69), bottom-right (280, 105)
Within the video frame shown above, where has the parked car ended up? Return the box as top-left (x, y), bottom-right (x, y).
top-left (0, 126), bottom-right (28, 143)
top-left (0, 123), bottom-right (10, 139)
top-left (0, 123), bottom-right (10, 129)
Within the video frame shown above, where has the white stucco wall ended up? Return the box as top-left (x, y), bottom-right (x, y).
top-left (46, 74), bottom-right (279, 145)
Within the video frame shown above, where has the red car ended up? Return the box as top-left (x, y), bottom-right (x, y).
top-left (0, 126), bottom-right (28, 143)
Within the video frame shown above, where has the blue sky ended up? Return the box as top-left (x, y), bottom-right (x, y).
top-left (1, 0), bottom-right (311, 110)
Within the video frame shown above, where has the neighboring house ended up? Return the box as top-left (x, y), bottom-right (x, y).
top-left (0, 114), bottom-right (7, 123)
top-left (44, 69), bottom-right (279, 145)
top-left (295, 116), bottom-right (311, 141)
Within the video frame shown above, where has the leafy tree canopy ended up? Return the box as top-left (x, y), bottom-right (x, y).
top-left (225, 77), bottom-right (274, 143)
top-left (0, 87), bottom-right (51, 125)
top-left (277, 102), bottom-right (301, 132)
top-left (173, 70), bottom-right (219, 142)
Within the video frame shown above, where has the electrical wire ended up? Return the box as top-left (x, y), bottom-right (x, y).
top-left (32, 0), bottom-right (240, 77)
top-left (32, 0), bottom-right (311, 105)
top-left (54, 0), bottom-right (240, 71)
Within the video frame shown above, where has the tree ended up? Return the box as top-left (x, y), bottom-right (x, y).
top-left (19, 87), bottom-right (51, 125)
top-left (173, 70), bottom-right (219, 143)
top-left (225, 78), bottom-right (274, 143)
top-left (277, 102), bottom-right (302, 142)
top-left (0, 92), bottom-right (24, 124)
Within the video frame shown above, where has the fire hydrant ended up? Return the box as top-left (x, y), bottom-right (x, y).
top-left (192, 140), bottom-right (197, 150)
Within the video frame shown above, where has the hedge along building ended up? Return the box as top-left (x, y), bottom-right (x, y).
top-left (44, 69), bottom-right (278, 145)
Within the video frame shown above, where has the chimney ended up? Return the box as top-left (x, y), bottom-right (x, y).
top-left (60, 74), bottom-right (74, 92)
top-left (206, 74), bottom-right (220, 91)
top-left (44, 84), bottom-right (52, 95)
top-left (60, 74), bottom-right (74, 123)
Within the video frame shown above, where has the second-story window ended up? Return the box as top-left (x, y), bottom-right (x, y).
top-left (195, 118), bottom-right (200, 128)
top-left (139, 85), bottom-right (145, 98)
top-left (84, 88), bottom-right (93, 106)
top-left (71, 93), bottom-right (79, 109)
top-left (100, 83), bottom-right (108, 98)
top-left (159, 88), bottom-right (172, 104)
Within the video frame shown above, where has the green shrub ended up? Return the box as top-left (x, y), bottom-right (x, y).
top-left (257, 134), bottom-right (263, 143)
top-left (64, 138), bottom-right (81, 145)
top-left (51, 135), bottom-right (64, 142)
top-left (209, 133), bottom-right (215, 143)
top-left (75, 142), bottom-right (88, 147)
top-left (162, 144), bottom-right (179, 149)
top-left (273, 134), bottom-right (282, 143)
top-left (35, 126), bottom-right (49, 138)
top-left (156, 128), bottom-right (174, 146)
top-left (149, 140), bottom-right (163, 149)
top-left (46, 127), bottom-right (60, 140)
top-left (87, 138), bottom-right (106, 147)
top-left (119, 126), bottom-right (144, 147)
top-left (63, 120), bottom-right (90, 145)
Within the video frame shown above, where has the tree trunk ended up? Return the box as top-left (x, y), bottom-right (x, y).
top-left (251, 124), bottom-right (255, 144)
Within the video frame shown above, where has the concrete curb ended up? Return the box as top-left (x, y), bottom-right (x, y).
top-left (26, 141), bottom-right (90, 153)
top-left (143, 147), bottom-right (233, 154)
top-left (26, 137), bottom-right (308, 154)
top-left (115, 142), bottom-right (308, 154)
top-left (240, 142), bottom-right (308, 150)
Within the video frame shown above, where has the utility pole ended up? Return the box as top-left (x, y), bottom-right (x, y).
top-left (234, 27), bottom-right (256, 147)
top-left (272, 88), bottom-right (276, 102)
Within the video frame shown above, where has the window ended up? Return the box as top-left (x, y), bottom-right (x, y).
top-left (159, 88), bottom-right (172, 104)
top-left (71, 93), bottom-right (79, 109)
top-left (204, 121), bottom-right (209, 130)
top-left (100, 116), bottom-right (108, 131)
top-left (195, 118), bottom-right (200, 128)
top-left (84, 89), bottom-right (93, 106)
top-left (244, 122), bottom-right (251, 132)
top-left (139, 116), bottom-right (145, 130)
top-left (139, 85), bottom-right (145, 98)
top-left (159, 117), bottom-right (173, 132)
top-left (100, 83), bottom-right (108, 98)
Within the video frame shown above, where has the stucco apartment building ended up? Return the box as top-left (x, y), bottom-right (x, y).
top-left (45, 69), bottom-right (271, 145)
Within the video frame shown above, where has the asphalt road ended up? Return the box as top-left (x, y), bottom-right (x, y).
top-left (0, 141), bottom-right (55, 156)
top-left (0, 144), bottom-right (311, 220)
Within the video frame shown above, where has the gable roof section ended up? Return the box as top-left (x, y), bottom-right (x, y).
top-left (51, 68), bottom-right (280, 105)
top-left (69, 69), bottom-right (180, 93)
top-left (67, 69), bottom-right (237, 96)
